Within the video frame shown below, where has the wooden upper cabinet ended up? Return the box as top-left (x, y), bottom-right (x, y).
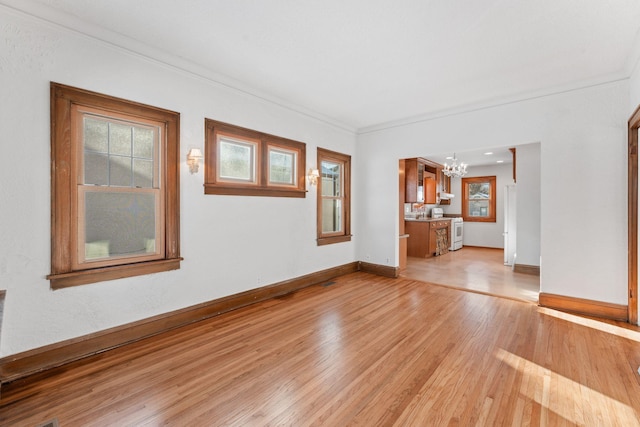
top-left (424, 172), bottom-right (437, 204)
top-left (437, 166), bottom-right (451, 205)
top-left (405, 158), bottom-right (449, 205)
top-left (405, 158), bottom-right (422, 203)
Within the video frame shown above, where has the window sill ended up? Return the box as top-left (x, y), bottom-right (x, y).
top-left (204, 184), bottom-right (306, 198)
top-left (317, 235), bottom-right (352, 246)
top-left (48, 258), bottom-right (182, 289)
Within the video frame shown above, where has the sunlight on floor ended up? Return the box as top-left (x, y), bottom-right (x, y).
top-left (538, 307), bottom-right (640, 343)
top-left (496, 348), bottom-right (638, 424)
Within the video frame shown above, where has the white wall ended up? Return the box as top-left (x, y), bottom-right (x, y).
top-left (357, 81), bottom-right (629, 307)
top-left (443, 163), bottom-right (513, 249)
top-left (515, 143), bottom-right (541, 267)
top-left (0, 10), bottom-right (357, 356)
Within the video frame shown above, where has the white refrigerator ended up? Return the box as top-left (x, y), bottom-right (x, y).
top-left (504, 184), bottom-right (517, 266)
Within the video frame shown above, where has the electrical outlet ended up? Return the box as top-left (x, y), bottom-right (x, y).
top-left (386, 258), bottom-right (390, 264)
top-left (366, 254), bottom-right (371, 260)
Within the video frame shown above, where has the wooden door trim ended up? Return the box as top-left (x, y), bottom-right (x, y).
top-left (628, 105), bottom-right (640, 325)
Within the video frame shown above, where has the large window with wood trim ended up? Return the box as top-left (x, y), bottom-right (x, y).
top-left (317, 148), bottom-right (351, 245)
top-left (204, 119), bottom-right (306, 197)
top-left (49, 83), bottom-right (181, 289)
top-left (462, 176), bottom-right (497, 222)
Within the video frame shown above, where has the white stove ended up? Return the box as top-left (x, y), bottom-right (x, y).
top-left (449, 217), bottom-right (463, 251)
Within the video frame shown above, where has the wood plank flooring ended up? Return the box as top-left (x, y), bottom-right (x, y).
top-left (402, 247), bottom-right (540, 302)
top-left (2, 272), bottom-right (640, 426)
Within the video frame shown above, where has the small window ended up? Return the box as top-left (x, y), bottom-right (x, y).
top-left (462, 176), bottom-right (497, 222)
top-left (317, 148), bottom-right (351, 245)
top-left (204, 119), bottom-right (306, 197)
top-left (217, 133), bottom-right (259, 184)
top-left (49, 83), bottom-right (181, 288)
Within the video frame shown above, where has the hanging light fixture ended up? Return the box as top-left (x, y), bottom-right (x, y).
top-left (443, 153), bottom-right (468, 178)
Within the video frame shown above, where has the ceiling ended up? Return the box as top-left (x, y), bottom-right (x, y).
top-left (426, 147), bottom-right (513, 168)
top-left (9, 0), bottom-right (640, 132)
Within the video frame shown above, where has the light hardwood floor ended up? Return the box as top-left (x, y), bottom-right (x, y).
top-left (402, 246), bottom-right (540, 302)
top-left (2, 272), bottom-right (639, 426)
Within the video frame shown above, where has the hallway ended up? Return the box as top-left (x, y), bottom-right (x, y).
top-left (401, 247), bottom-right (540, 303)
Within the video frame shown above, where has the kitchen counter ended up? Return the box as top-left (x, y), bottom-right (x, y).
top-left (404, 217), bottom-right (451, 222)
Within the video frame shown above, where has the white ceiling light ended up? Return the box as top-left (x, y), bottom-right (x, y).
top-left (443, 153), bottom-right (468, 178)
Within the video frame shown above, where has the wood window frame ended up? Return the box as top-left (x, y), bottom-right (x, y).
top-left (317, 147), bottom-right (351, 246)
top-left (204, 119), bottom-right (306, 198)
top-left (48, 83), bottom-right (181, 289)
top-left (462, 176), bottom-right (497, 223)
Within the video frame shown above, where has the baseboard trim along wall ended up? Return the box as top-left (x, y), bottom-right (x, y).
top-left (358, 261), bottom-right (399, 278)
top-left (514, 264), bottom-right (540, 276)
top-left (0, 262), bottom-right (362, 384)
top-left (538, 292), bottom-right (628, 322)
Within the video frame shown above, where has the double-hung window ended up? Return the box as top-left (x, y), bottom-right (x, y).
top-left (317, 148), bottom-right (351, 245)
top-left (462, 176), bottom-right (497, 222)
top-left (49, 83), bottom-right (181, 288)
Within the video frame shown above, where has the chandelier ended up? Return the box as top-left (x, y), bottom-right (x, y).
top-left (443, 153), bottom-right (468, 178)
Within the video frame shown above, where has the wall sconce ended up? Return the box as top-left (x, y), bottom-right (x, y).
top-left (308, 168), bottom-right (320, 186)
top-left (187, 148), bottom-right (203, 174)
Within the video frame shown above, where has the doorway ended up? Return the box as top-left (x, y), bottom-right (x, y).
top-left (398, 144), bottom-right (540, 302)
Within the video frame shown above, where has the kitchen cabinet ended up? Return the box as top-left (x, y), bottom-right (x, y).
top-left (437, 167), bottom-right (451, 205)
top-left (404, 158), bottom-right (423, 203)
top-left (405, 158), bottom-right (450, 205)
top-left (424, 171), bottom-right (437, 204)
top-left (405, 219), bottom-right (451, 258)
top-left (428, 220), bottom-right (451, 256)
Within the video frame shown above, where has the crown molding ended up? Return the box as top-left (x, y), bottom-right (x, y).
top-left (0, 0), bottom-right (357, 135)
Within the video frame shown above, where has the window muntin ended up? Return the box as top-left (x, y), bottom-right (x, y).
top-left (462, 176), bottom-right (497, 222)
top-left (317, 148), bottom-right (351, 245)
top-left (49, 82), bottom-right (181, 288)
top-left (204, 119), bottom-right (306, 197)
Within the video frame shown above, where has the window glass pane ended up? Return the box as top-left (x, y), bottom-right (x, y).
top-left (84, 151), bottom-right (109, 185)
top-left (84, 191), bottom-right (157, 260)
top-left (84, 117), bottom-right (108, 152)
top-left (134, 159), bottom-right (154, 188)
top-left (322, 199), bottom-right (342, 233)
top-left (110, 156), bottom-right (132, 187)
top-left (469, 182), bottom-right (490, 199)
top-left (321, 161), bottom-right (341, 197)
top-left (468, 200), bottom-right (490, 217)
top-left (133, 127), bottom-right (155, 159)
top-left (83, 115), bottom-right (158, 188)
top-left (269, 148), bottom-right (295, 185)
top-left (219, 138), bottom-right (255, 182)
top-left (110, 123), bottom-right (133, 156)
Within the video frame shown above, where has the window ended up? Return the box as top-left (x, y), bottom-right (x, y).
top-left (462, 176), bottom-right (497, 222)
top-left (204, 119), bottom-right (306, 197)
top-left (48, 83), bottom-right (181, 288)
top-left (317, 148), bottom-right (351, 245)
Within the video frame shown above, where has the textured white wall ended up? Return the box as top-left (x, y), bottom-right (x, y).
top-left (515, 143), bottom-right (541, 266)
top-left (0, 10), bottom-right (357, 356)
top-left (357, 81), bottom-right (629, 306)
